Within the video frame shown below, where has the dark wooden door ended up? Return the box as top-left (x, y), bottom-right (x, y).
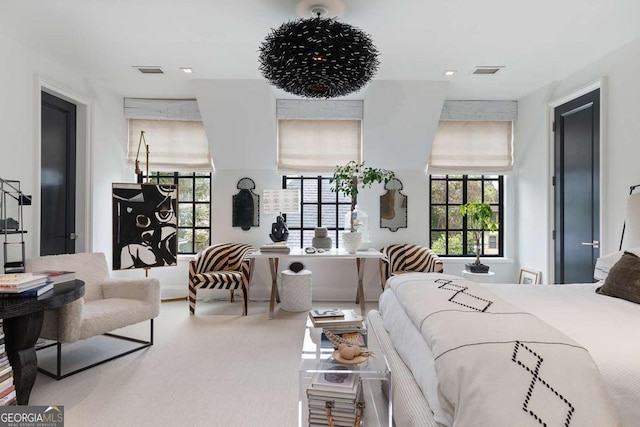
top-left (554, 89), bottom-right (600, 283)
top-left (41, 92), bottom-right (76, 255)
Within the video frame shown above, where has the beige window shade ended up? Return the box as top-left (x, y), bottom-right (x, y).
top-left (277, 119), bottom-right (362, 174)
top-left (428, 121), bottom-right (513, 175)
top-left (128, 119), bottom-right (213, 172)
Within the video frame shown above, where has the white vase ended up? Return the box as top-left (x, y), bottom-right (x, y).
top-left (342, 231), bottom-right (362, 254)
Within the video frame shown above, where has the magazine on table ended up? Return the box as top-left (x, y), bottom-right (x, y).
top-left (309, 308), bottom-right (345, 320)
top-left (309, 309), bottom-right (363, 328)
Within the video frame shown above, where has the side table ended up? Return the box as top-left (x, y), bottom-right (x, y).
top-left (0, 280), bottom-right (84, 404)
top-left (461, 270), bottom-right (496, 283)
top-left (299, 317), bottom-right (392, 426)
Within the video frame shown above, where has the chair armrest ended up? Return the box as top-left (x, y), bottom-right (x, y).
top-left (379, 257), bottom-right (391, 290)
top-left (426, 251), bottom-right (444, 273)
top-left (100, 278), bottom-right (160, 304)
top-left (41, 298), bottom-right (84, 343)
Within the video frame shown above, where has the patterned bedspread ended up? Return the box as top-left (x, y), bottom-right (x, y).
top-left (386, 273), bottom-right (621, 427)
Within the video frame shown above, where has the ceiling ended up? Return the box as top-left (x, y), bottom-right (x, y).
top-left (1, 0), bottom-right (639, 100)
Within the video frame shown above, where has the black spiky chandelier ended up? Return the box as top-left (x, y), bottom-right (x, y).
top-left (258, 15), bottom-right (380, 98)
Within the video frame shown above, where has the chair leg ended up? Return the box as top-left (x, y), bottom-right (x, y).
top-left (230, 289), bottom-right (235, 303)
top-left (241, 285), bottom-right (248, 316)
top-left (37, 319), bottom-right (154, 380)
top-left (189, 285), bottom-right (196, 315)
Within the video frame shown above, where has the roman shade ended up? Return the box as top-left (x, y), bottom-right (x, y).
top-left (428, 101), bottom-right (516, 175)
top-left (277, 100), bottom-right (362, 174)
top-left (125, 99), bottom-right (213, 172)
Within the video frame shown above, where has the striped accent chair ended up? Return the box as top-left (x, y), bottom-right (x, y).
top-left (188, 243), bottom-right (255, 315)
top-left (379, 244), bottom-right (444, 289)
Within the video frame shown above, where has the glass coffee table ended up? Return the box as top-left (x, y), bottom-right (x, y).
top-left (299, 317), bottom-right (392, 426)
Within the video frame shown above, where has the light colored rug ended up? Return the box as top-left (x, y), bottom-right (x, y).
top-left (29, 299), bottom-right (322, 427)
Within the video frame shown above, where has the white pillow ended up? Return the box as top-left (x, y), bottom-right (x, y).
top-left (594, 247), bottom-right (640, 281)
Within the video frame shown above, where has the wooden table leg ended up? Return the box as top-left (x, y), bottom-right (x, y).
top-left (268, 257), bottom-right (280, 319)
top-left (355, 258), bottom-right (366, 316)
top-left (4, 310), bottom-right (45, 405)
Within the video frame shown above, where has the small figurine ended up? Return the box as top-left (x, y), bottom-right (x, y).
top-left (269, 215), bottom-right (289, 242)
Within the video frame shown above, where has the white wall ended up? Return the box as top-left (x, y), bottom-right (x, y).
top-left (515, 36), bottom-right (640, 283)
top-left (0, 33), bottom-right (122, 259)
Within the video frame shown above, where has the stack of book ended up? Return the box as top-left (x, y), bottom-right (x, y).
top-left (32, 270), bottom-right (75, 285)
top-left (308, 308), bottom-right (364, 329)
top-left (259, 243), bottom-right (291, 254)
top-left (307, 361), bottom-right (364, 426)
top-left (0, 273), bottom-right (53, 297)
top-left (0, 320), bottom-right (16, 406)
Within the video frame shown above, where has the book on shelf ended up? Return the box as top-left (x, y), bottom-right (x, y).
top-left (0, 276), bottom-right (48, 292)
top-left (308, 379), bottom-right (364, 427)
top-left (0, 272), bottom-right (35, 283)
top-left (0, 391), bottom-right (16, 406)
top-left (0, 385), bottom-right (15, 400)
top-left (309, 309), bottom-right (363, 328)
top-left (0, 377), bottom-right (13, 393)
top-left (320, 330), bottom-right (367, 348)
top-left (0, 281), bottom-right (54, 298)
top-left (309, 308), bottom-right (345, 320)
top-left (0, 371), bottom-right (12, 386)
top-left (307, 362), bottom-right (360, 396)
top-left (32, 270), bottom-right (76, 284)
top-left (0, 364), bottom-right (11, 379)
top-left (259, 243), bottom-right (291, 253)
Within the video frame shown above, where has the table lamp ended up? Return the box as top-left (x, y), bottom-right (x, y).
top-left (262, 189), bottom-right (300, 243)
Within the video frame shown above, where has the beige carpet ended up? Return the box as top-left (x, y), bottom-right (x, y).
top-left (29, 298), bottom-right (375, 427)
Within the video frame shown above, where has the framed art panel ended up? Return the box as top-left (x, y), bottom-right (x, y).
top-left (518, 268), bottom-right (541, 284)
top-left (112, 183), bottom-right (178, 270)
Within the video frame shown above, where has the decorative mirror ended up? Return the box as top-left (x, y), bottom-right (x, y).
top-left (380, 178), bottom-right (407, 232)
top-left (232, 177), bottom-right (260, 230)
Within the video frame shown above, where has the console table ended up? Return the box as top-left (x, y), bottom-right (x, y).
top-left (0, 280), bottom-right (84, 404)
top-left (247, 248), bottom-right (383, 319)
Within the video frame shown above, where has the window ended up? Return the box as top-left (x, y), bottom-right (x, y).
top-left (283, 176), bottom-right (351, 248)
top-left (429, 175), bottom-right (504, 257)
top-left (147, 171), bottom-right (211, 255)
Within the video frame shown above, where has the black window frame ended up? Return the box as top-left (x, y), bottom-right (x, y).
top-left (429, 174), bottom-right (504, 257)
top-left (145, 171), bottom-right (212, 255)
top-left (282, 175), bottom-right (350, 248)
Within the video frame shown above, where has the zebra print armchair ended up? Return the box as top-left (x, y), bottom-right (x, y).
top-left (379, 244), bottom-right (444, 289)
top-left (188, 243), bottom-right (255, 315)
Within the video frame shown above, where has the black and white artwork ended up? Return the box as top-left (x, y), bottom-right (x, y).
top-left (112, 183), bottom-right (178, 270)
top-left (232, 177), bottom-right (259, 230)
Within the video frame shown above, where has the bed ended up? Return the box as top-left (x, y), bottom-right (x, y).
top-left (368, 271), bottom-right (640, 427)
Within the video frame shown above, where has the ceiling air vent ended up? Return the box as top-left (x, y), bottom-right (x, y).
top-left (134, 66), bottom-right (164, 74)
top-left (472, 66), bottom-right (504, 75)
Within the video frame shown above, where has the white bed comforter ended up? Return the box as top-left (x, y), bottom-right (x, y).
top-left (385, 273), bottom-right (621, 427)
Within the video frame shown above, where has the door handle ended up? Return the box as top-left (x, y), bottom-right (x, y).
top-left (69, 233), bottom-right (78, 240)
top-left (581, 240), bottom-right (599, 248)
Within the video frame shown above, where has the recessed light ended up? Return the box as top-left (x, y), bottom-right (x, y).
top-left (443, 70), bottom-right (457, 76)
top-left (180, 67), bottom-right (194, 74)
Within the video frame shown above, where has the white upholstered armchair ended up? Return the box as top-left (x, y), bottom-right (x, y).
top-left (25, 252), bottom-right (160, 379)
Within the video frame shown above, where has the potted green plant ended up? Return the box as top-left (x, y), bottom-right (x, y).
top-left (331, 161), bottom-right (395, 253)
top-left (459, 202), bottom-right (499, 273)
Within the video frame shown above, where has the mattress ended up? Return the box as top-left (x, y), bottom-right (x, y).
top-left (379, 275), bottom-right (640, 427)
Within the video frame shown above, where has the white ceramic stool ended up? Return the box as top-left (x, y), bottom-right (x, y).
top-left (280, 269), bottom-right (312, 312)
